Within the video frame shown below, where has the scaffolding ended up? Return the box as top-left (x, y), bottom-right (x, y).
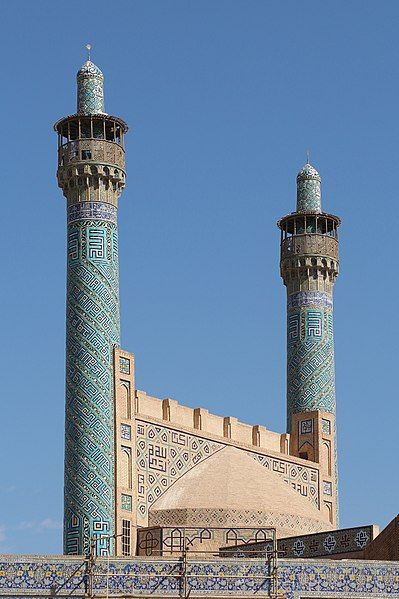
top-left (85, 528), bottom-right (282, 599)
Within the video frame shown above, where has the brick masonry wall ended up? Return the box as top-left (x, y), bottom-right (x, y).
top-left (363, 515), bottom-right (399, 561)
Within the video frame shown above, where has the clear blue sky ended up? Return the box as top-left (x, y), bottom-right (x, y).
top-left (0, 0), bottom-right (397, 553)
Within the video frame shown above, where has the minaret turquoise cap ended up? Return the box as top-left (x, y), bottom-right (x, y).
top-left (77, 60), bottom-right (106, 115)
top-left (296, 163), bottom-right (321, 213)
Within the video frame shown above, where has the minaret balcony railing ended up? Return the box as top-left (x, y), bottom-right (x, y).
top-left (55, 115), bottom-right (128, 146)
top-left (281, 233), bottom-right (339, 262)
top-left (278, 213), bottom-right (340, 239)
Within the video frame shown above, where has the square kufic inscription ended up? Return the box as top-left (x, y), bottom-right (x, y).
top-left (300, 419), bottom-right (313, 435)
top-left (121, 423), bottom-right (131, 440)
top-left (121, 493), bottom-right (132, 512)
top-left (322, 418), bottom-right (331, 435)
top-left (120, 357), bottom-right (130, 374)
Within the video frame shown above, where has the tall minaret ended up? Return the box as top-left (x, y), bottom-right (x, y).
top-left (54, 52), bottom-right (128, 556)
top-left (278, 163), bottom-right (340, 526)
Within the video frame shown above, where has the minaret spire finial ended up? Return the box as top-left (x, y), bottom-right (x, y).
top-left (76, 47), bottom-right (105, 115)
top-left (306, 149), bottom-right (310, 164)
top-left (296, 160), bottom-right (321, 213)
top-left (85, 43), bottom-right (92, 61)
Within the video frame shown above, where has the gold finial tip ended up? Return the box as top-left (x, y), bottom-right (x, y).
top-left (85, 43), bottom-right (92, 60)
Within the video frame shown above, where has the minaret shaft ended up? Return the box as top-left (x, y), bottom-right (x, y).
top-left (55, 60), bottom-right (128, 556)
top-left (278, 163), bottom-right (340, 527)
top-left (281, 222), bottom-right (339, 429)
top-left (64, 204), bottom-right (120, 556)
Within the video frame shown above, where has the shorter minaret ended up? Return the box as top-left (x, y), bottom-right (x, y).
top-left (278, 163), bottom-right (340, 526)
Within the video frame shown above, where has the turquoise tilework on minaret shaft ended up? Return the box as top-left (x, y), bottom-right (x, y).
top-left (64, 203), bottom-right (120, 556)
top-left (286, 291), bottom-right (336, 431)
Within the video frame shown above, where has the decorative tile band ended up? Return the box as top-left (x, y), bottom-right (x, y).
top-left (287, 291), bottom-right (333, 310)
top-left (68, 202), bottom-right (117, 225)
top-left (221, 525), bottom-right (375, 559)
top-left (0, 556), bottom-right (399, 598)
top-left (65, 217), bottom-right (120, 556)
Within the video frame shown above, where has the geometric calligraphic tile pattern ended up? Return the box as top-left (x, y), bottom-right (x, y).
top-left (77, 60), bottom-right (105, 115)
top-left (252, 454), bottom-right (319, 507)
top-left (121, 423), bottom-right (132, 440)
top-left (136, 421), bottom-right (320, 526)
top-left (322, 417), bottom-right (331, 434)
top-left (121, 494), bottom-right (133, 512)
top-left (65, 203), bottom-right (120, 556)
top-left (119, 357), bottom-right (130, 374)
top-left (287, 289), bottom-right (338, 522)
top-left (1, 556), bottom-right (399, 598)
top-left (287, 291), bottom-right (336, 430)
top-left (136, 421), bottom-right (224, 525)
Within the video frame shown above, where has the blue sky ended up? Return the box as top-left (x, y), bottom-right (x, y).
top-left (0, 0), bottom-right (398, 553)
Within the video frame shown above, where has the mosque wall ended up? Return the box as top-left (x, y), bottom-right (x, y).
top-left (135, 419), bottom-right (321, 526)
top-left (363, 515), bottom-right (399, 561)
top-left (113, 350), bottom-right (337, 555)
top-left (114, 348), bottom-right (136, 556)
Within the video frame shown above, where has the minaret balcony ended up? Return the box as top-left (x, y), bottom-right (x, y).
top-left (58, 138), bottom-right (125, 172)
top-left (281, 233), bottom-right (339, 262)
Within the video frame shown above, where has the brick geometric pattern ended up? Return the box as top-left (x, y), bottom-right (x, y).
top-left (149, 507), bottom-right (328, 536)
top-left (136, 421), bottom-right (224, 525)
top-left (252, 453), bottom-right (319, 507)
top-left (136, 421), bottom-right (320, 527)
